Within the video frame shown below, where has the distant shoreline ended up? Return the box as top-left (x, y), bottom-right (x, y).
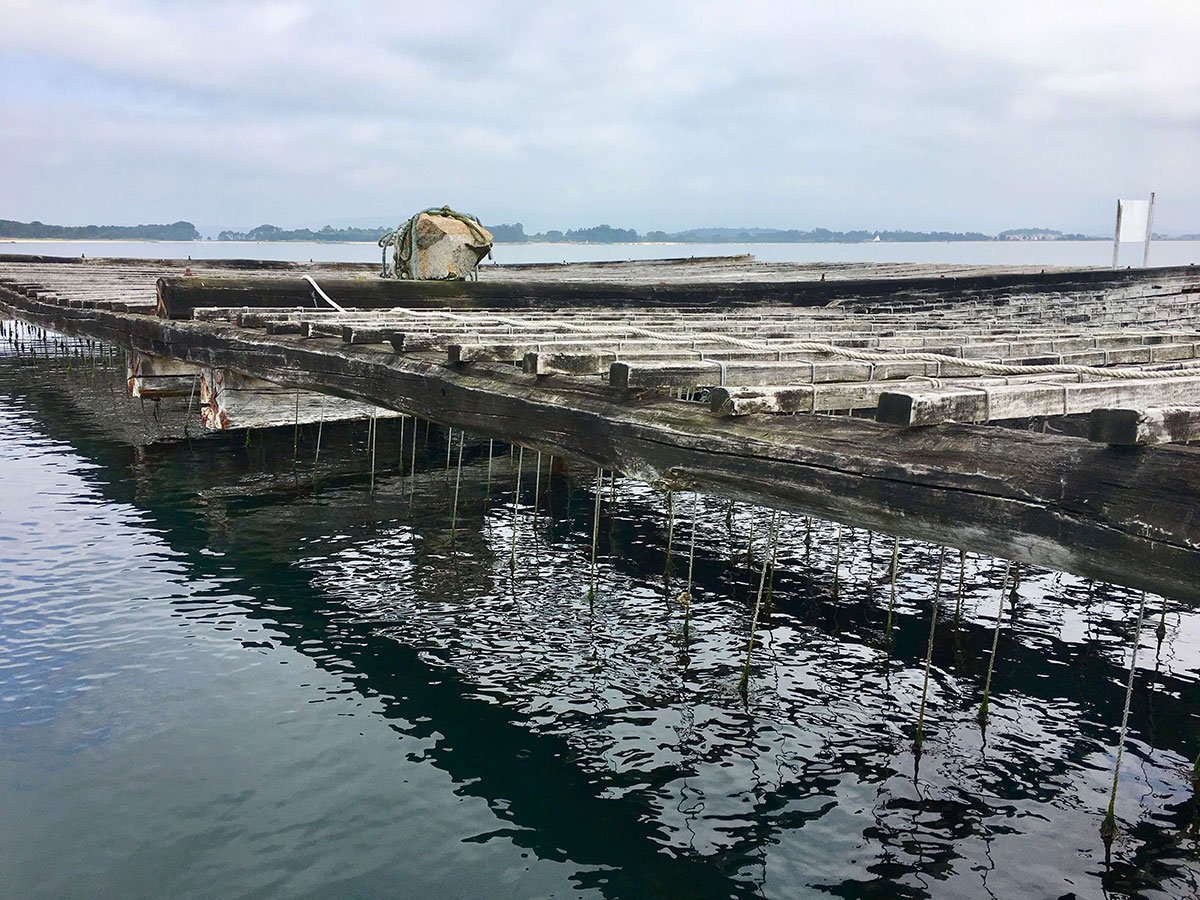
top-left (7, 237), bottom-right (1200, 246)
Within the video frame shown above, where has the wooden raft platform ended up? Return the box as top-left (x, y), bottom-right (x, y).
top-left (1, 254), bottom-right (1199, 601)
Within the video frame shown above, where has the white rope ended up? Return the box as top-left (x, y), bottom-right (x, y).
top-left (303, 276), bottom-right (345, 313)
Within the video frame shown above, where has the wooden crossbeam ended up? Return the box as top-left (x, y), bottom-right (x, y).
top-left (126, 350), bottom-right (200, 399)
top-left (1089, 406), bottom-right (1200, 445)
top-left (877, 376), bottom-right (1200, 426)
top-left (709, 374), bottom-right (1078, 417)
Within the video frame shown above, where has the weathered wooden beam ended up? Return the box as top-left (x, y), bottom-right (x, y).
top-left (126, 350), bottom-right (201, 399)
top-left (5, 284), bottom-right (1200, 603)
top-left (709, 374), bottom-right (1074, 416)
top-left (199, 368), bottom-right (401, 430)
top-left (876, 376), bottom-right (1200, 426)
top-left (153, 265), bottom-right (1200, 319)
top-left (609, 359), bottom-right (942, 389)
top-left (1089, 406), bottom-right (1200, 445)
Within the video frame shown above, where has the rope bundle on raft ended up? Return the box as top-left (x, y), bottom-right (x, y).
top-left (378, 206), bottom-right (493, 281)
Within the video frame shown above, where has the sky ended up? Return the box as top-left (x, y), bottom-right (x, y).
top-left (0, 1), bottom-right (1197, 236)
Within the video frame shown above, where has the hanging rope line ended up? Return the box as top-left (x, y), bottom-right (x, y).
top-left (913, 547), bottom-right (947, 751)
top-left (510, 446), bottom-right (524, 574)
top-left (955, 550), bottom-right (967, 622)
top-left (1102, 590), bottom-right (1149, 841)
top-left (450, 429), bottom-right (465, 536)
top-left (663, 490), bottom-right (675, 591)
top-left (183, 373), bottom-right (198, 439)
top-left (377, 206), bottom-right (492, 280)
top-left (979, 562), bottom-right (1013, 726)
top-left (588, 467), bottom-right (603, 607)
top-left (739, 511), bottom-right (780, 696)
top-left (678, 492), bottom-right (700, 641)
top-left (885, 536), bottom-right (900, 645)
top-left (313, 395), bottom-right (325, 473)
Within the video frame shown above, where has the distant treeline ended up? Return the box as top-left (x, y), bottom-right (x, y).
top-left (0, 219), bottom-right (200, 240)
top-left (488, 223), bottom-right (1105, 243)
top-left (4, 218), bottom-right (1142, 244)
top-left (217, 224), bottom-right (386, 242)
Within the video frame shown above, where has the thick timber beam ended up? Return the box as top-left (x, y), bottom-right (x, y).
top-left (1090, 406), bottom-right (1200, 445)
top-left (154, 265), bottom-right (1200, 319)
top-left (876, 377), bottom-right (1200, 426)
top-left (4, 286), bottom-right (1200, 602)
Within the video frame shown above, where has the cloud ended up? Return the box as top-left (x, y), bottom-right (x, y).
top-left (0, 0), bottom-right (1196, 232)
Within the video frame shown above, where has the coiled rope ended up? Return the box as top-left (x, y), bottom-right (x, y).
top-left (378, 205), bottom-right (492, 280)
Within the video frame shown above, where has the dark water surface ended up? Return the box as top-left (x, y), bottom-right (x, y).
top-left (2, 331), bottom-right (1199, 898)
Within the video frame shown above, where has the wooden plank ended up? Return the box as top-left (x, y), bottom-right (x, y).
top-left (609, 359), bottom-right (939, 390)
top-left (876, 376), bottom-right (1200, 426)
top-left (1089, 406), bottom-right (1200, 445)
top-left (709, 375), bottom-right (1074, 416)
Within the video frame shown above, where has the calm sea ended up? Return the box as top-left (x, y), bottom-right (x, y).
top-left (2, 249), bottom-right (1199, 898)
top-left (3, 238), bottom-right (1199, 268)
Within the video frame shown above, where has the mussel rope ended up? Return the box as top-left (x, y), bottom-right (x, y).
top-left (378, 205), bottom-right (491, 280)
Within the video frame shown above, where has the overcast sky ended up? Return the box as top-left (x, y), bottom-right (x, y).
top-left (1, 1), bottom-right (1196, 234)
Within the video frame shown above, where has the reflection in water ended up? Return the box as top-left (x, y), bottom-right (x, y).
top-left (1, 326), bottom-right (1199, 898)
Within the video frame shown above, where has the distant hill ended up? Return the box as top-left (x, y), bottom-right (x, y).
top-left (997, 228), bottom-right (1095, 241)
top-left (0, 219), bottom-right (199, 240)
top-left (217, 224), bottom-right (388, 242)
top-left (499, 224), bottom-right (998, 244)
top-left (11, 217), bottom-right (1171, 245)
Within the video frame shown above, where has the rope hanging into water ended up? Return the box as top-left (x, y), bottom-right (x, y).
top-left (378, 206), bottom-right (491, 280)
top-left (978, 561), bottom-right (1012, 727)
top-left (1102, 589), bottom-right (1149, 840)
top-left (738, 511), bottom-right (779, 696)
